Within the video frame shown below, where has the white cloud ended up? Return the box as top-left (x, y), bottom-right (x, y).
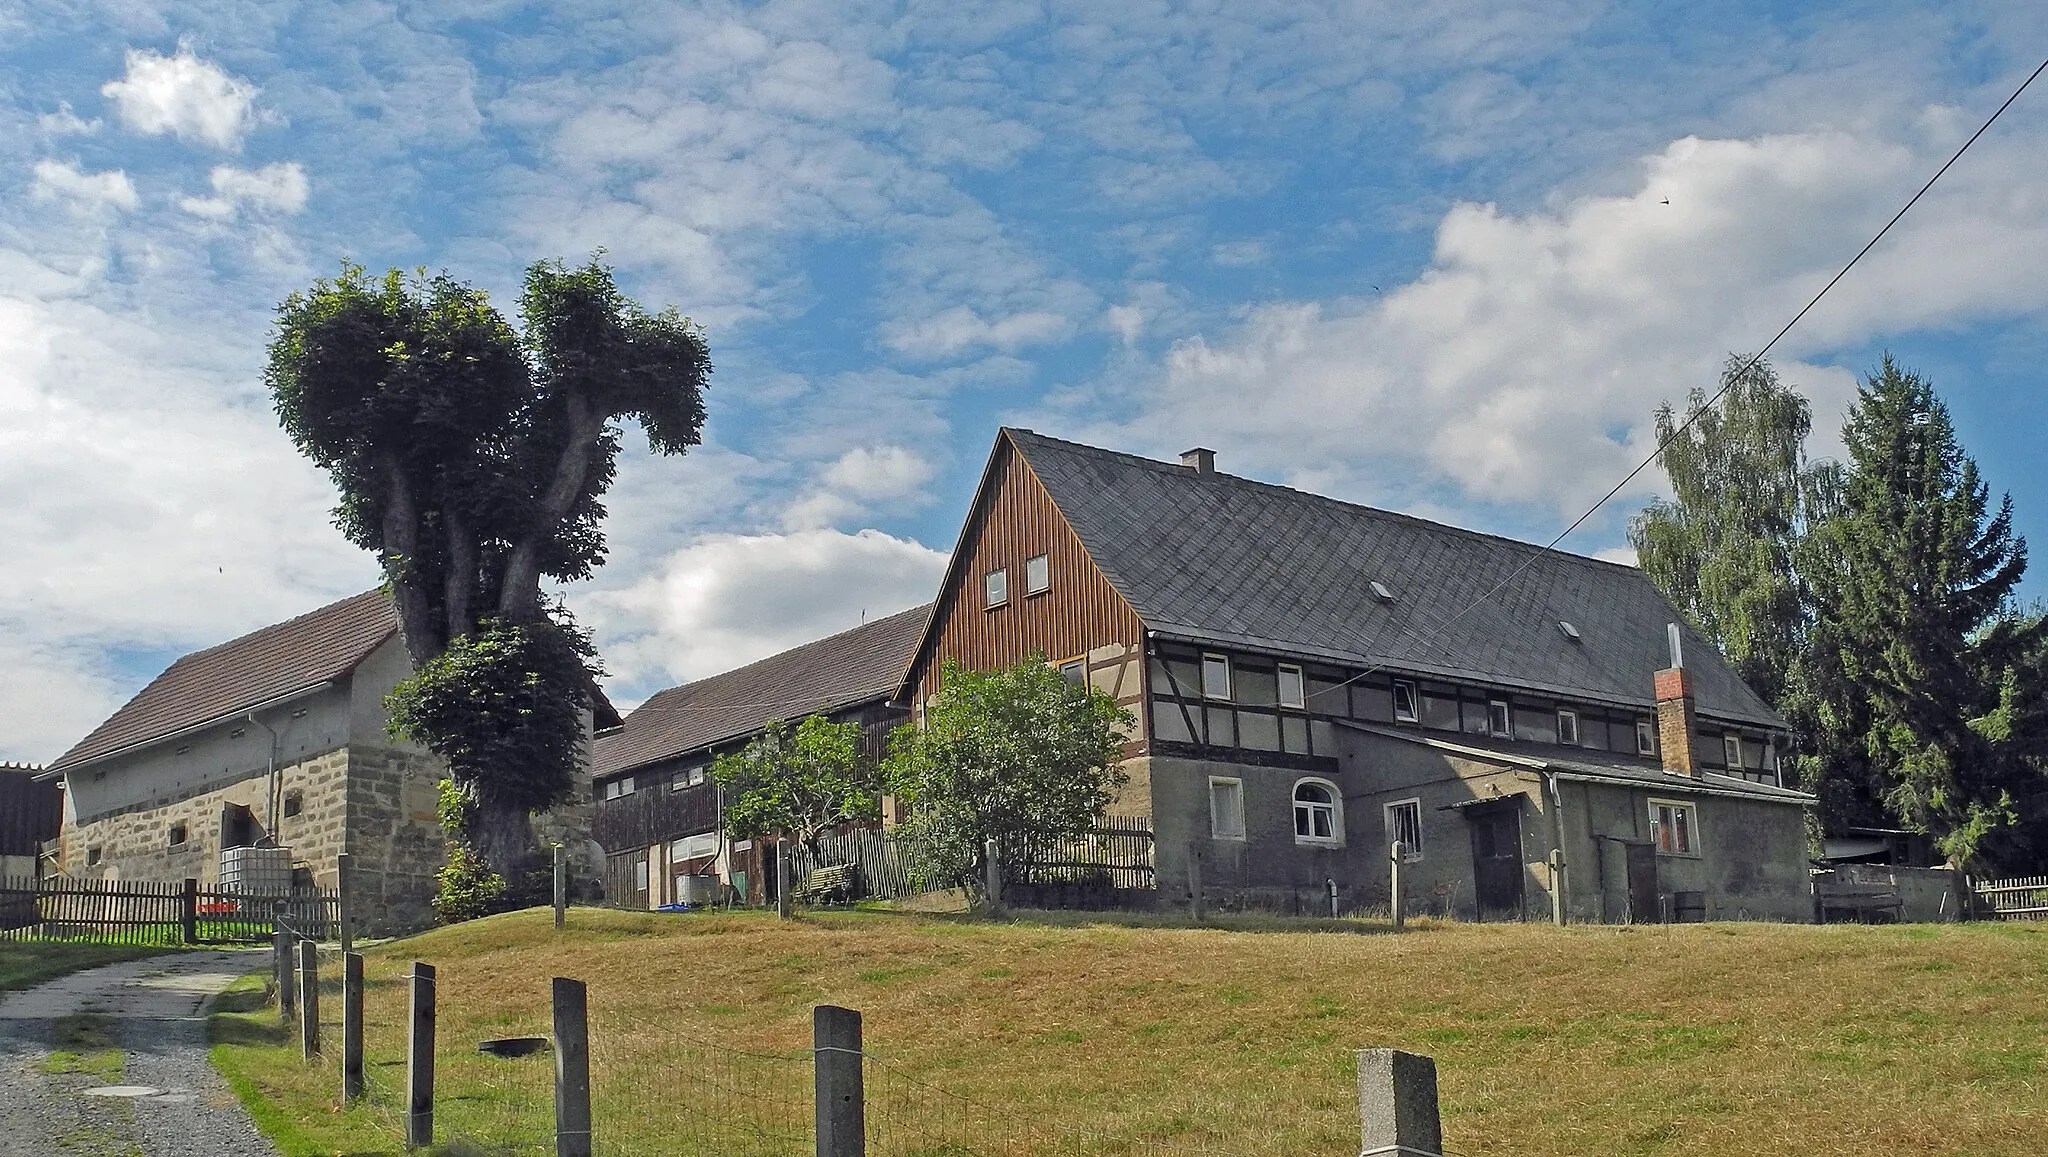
top-left (782, 445), bottom-right (938, 530)
top-left (882, 305), bottom-right (1072, 359)
top-left (30, 161), bottom-right (139, 213)
top-left (38, 103), bottom-right (100, 136)
top-left (1210, 241), bottom-right (1266, 267)
top-left (102, 45), bottom-right (262, 150)
top-left (179, 162), bottom-right (309, 219)
top-left (586, 528), bottom-right (947, 696)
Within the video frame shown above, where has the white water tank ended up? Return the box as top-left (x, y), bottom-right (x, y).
top-left (220, 846), bottom-right (294, 893)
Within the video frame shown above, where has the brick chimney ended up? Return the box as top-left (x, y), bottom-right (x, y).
top-left (1180, 447), bottom-right (1216, 475)
top-left (1655, 622), bottom-right (1698, 777)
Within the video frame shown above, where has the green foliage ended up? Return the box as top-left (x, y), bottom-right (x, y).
top-left (882, 658), bottom-right (1131, 899)
top-left (430, 840), bottom-right (508, 925)
top-left (712, 715), bottom-right (880, 854)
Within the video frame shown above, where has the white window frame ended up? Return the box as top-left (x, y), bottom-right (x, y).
top-left (1555, 708), bottom-right (1579, 746)
top-left (634, 857), bottom-right (649, 890)
top-left (1488, 699), bottom-right (1512, 738)
top-left (1058, 658), bottom-right (1086, 686)
top-left (984, 567), bottom-right (1008, 609)
top-left (1208, 777), bottom-right (1246, 841)
top-left (1277, 663), bottom-right (1306, 709)
top-left (1636, 719), bottom-right (1656, 756)
top-left (1201, 653), bottom-right (1232, 701)
top-left (1384, 798), bottom-right (1423, 861)
top-left (1024, 553), bottom-right (1051, 596)
top-left (1291, 777), bottom-right (1345, 847)
top-left (1723, 733), bottom-right (1743, 769)
top-left (1649, 798), bottom-right (1701, 857)
top-left (1392, 680), bottom-right (1419, 723)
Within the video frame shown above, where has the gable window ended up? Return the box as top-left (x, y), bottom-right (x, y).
top-left (1636, 719), bottom-right (1657, 756)
top-left (1277, 664), bottom-right (1306, 709)
top-left (1650, 799), bottom-right (1699, 856)
top-left (1209, 777), bottom-right (1246, 840)
top-left (1392, 680), bottom-right (1419, 723)
top-left (1292, 778), bottom-right (1344, 845)
top-left (1488, 700), bottom-right (1512, 738)
top-left (984, 568), bottom-right (1008, 608)
top-left (1723, 733), bottom-right (1743, 768)
top-left (168, 822), bottom-right (188, 848)
top-left (1201, 653), bottom-right (1232, 701)
top-left (282, 789), bottom-right (304, 818)
top-left (1556, 708), bottom-right (1579, 746)
top-left (1024, 554), bottom-right (1051, 596)
top-left (1385, 799), bottom-right (1423, 860)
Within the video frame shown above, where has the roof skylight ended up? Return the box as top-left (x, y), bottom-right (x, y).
top-left (1370, 581), bottom-right (1395, 603)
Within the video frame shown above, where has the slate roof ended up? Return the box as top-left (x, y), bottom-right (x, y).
top-left (592, 604), bottom-right (931, 779)
top-left (1005, 429), bottom-right (1784, 729)
top-left (49, 590), bottom-right (399, 773)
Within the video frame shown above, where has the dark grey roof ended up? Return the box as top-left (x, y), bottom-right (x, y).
top-left (50, 590), bottom-right (399, 772)
top-left (1007, 429), bottom-right (1784, 729)
top-left (592, 604), bottom-right (931, 778)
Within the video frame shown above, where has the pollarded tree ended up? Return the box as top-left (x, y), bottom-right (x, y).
top-left (268, 258), bottom-right (709, 901)
top-left (882, 658), bottom-right (1131, 903)
top-left (712, 715), bottom-right (881, 861)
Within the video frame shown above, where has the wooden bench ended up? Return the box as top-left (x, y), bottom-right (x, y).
top-left (794, 863), bottom-right (859, 905)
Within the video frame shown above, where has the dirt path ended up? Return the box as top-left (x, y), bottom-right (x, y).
top-left (0, 950), bottom-right (279, 1157)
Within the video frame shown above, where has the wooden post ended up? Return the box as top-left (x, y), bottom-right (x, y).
top-left (1186, 845), bottom-right (1203, 921)
top-left (983, 837), bottom-right (1003, 917)
top-left (814, 1005), bottom-right (864, 1157)
top-left (776, 838), bottom-right (793, 920)
top-left (1390, 842), bottom-right (1406, 933)
top-left (1357, 1048), bottom-right (1442, 1157)
top-left (342, 952), bottom-right (365, 1101)
top-left (181, 877), bottom-right (199, 945)
top-left (553, 843), bottom-right (567, 929)
top-left (275, 926), bottom-right (296, 1019)
top-left (552, 978), bottom-right (593, 1157)
top-left (336, 851), bottom-right (354, 955)
top-left (298, 939), bottom-right (321, 1059)
top-left (406, 962), bottom-right (436, 1149)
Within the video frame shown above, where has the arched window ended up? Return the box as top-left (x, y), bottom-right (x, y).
top-left (1293, 778), bottom-right (1344, 845)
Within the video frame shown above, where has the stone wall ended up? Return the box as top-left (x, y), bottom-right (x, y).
top-left (344, 745), bottom-right (447, 935)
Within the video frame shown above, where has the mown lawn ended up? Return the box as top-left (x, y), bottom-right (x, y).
top-left (210, 907), bottom-right (2048, 1156)
top-left (0, 940), bottom-right (174, 992)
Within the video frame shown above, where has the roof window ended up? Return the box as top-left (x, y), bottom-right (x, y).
top-left (1369, 581), bottom-right (1396, 603)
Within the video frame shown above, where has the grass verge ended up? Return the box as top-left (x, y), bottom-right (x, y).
top-left (39, 1012), bottom-right (124, 1079)
top-left (0, 942), bottom-right (175, 992)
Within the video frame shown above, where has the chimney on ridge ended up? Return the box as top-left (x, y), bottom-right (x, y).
top-left (1180, 447), bottom-right (1216, 475)
top-left (1654, 622), bottom-right (1698, 777)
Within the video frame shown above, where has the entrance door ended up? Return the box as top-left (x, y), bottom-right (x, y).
top-left (1469, 806), bottom-right (1524, 919)
top-left (1624, 841), bottom-right (1659, 924)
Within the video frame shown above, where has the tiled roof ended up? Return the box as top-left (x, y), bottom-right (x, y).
top-left (49, 590), bottom-right (399, 772)
top-left (592, 603), bottom-right (932, 778)
top-left (1007, 429), bottom-right (1784, 729)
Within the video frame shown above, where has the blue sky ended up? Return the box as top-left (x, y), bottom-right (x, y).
top-left (5, 2), bottom-right (2048, 763)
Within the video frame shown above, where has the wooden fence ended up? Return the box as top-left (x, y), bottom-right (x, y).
top-left (1972, 874), bottom-right (2048, 921)
top-left (1013, 814), bottom-right (1155, 891)
top-left (0, 875), bottom-right (338, 945)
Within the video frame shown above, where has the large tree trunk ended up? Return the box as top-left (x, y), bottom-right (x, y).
top-left (471, 795), bottom-right (540, 899)
top-left (380, 455), bottom-right (443, 661)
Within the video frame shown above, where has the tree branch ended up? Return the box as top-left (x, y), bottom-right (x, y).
top-left (498, 393), bottom-right (604, 622)
top-left (380, 454), bottom-right (442, 663)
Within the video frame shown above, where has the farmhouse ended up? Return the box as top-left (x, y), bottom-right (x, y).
top-left (902, 429), bottom-right (1816, 923)
top-left (589, 604), bottom-right (928, 909)
top-left (40, 590), bottom-right (607, 934)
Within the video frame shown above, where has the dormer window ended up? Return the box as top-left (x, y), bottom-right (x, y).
top-left (984, 568), bottom-right (1008, 608)
top-left (1392, 680), bottom-right (1418, 722)
top-left (1201, 654), bottom-right (1232, 701)
top-left (1277, 664), bottom-right (1306, 709)
top-left (1723, 733), bottom-right (1743, 768)
top-left (1488, 700), bottom-right (1512, 738)
top-left (1556, 708), bottom-right (1579, 746)
top-left (1636, 719), bottom-right (1656, 756)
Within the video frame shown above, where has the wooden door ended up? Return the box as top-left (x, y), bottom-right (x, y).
top-left (1469, 807), bottom-right (1524, 919)
top-left (1625, 841), bottom-right (1659, 924)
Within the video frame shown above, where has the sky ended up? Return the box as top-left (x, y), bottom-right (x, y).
top-left (5, 2), bottom-right (2048, 765)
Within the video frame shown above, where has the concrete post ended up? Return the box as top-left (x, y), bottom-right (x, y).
top-left (406, 962), bottom-right (435, 1149)
top-left (1186, 845), bottom-right (1203, 921)
top-left (983, 837), bottom-right (1003, 917)
top-left (298, 939), bottom-right (321, 1059)
top-left (342, 952), bottom-right (365, 1101)
top-left (1389, 842), bottom-right (1406, 933)
top-left (1357, 1048), bottom-right (1442, 1157)
top-left (553, 844), bottom-right (567, 929)
top-left (552, 978), bottom-right (593, 1157)
top-left (274, 926), bottom-right (295, 1019)
top-left (336, 852), bottom-right (354, 956)
top-left (814, 1005), bottom-right (864, 1157)
top-left (181, 877), bottom-right (199, 945)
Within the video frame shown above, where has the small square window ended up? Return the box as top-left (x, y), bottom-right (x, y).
top-left (1277, 664), bottom-right (1306, 709)
top-left (282, 789), bottom-right (304, 818)
top-left (1392, 681), bottom-right (1419, 722)
top-left (1385, 799), bottom-right (1423, 860)
top-left (1723, 733), bottom-right (1743, 768)
top-left (1636, 719), bottom-right (1656, 756)
top-left (168, 822), bottom-right (188, 848)
top-left (1488, 700), bottom-right (1512, 738)
top-left (1556, 708), bottom-right (1579, 746)
top-left (984, 568), bottom-right (1008, 608)
top-left (1201, 654), bottom-right (1232, 701)
top-left (1059, 659), bottom-right (1086, 686)
top-left (1651, 799), bottom-right (1699, 856)
top-left (86, 846), bottom-right (103, 866)
top-left (1024, 554), bottom-right (1051, 596)
top-left (1209, 778), bottom-right (1245, 840)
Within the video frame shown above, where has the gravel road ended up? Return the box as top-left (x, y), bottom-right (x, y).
top-left (0, 950), bottom-right (279, 1157)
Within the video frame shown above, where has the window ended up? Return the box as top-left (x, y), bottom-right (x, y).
top-left (1556, 709), bottom-right (1579, 746)
top-left (1209, 778), bottom-right (1246, 840)
top-left (168, 822), bottom-right (187, 848)
top-left (670, 831), bottom-right (719, 861)
top-left (634, 857), bottom-right (649, 890)
top-left (1059, 659), bottom-right (1086, 686)
top-left (1763, 742), bottom-right (1777, 773)
top-left (1723, 733), bottom-right (1743, 768)
top-left (984, 568), bottom-right (1008, 608)
top-left (1650, 799), bottom-right (1699, 856)
top-left (1385, 799), bottom-right (1423, 860)
top-left (1277, 664), bottom-right (1306, 709)
top-left (1292, 779), bottom-right (1343, 845)
top-left (671, 766), bottom-right (708, 791)
top-left (1636, 719), bottom-right (1656, 756)
top-left (1201, 653), bottom-right (1232, 700)
top-left (282, 789), bottom-right (304, 818)
top-left (1024, 554), bottom-right (1051, 596)
top-left (1488, 699), bottom-right (1512, 738)
top-left (1392, 680), bottom-right (1419, 722)
top-left (603, 775), bottom-right (636, 801)
top-left (87, 846), bottom-right (103, 866)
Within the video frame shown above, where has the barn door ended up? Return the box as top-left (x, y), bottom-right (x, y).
top-left (1469, 806), bottom-right (1524, 919)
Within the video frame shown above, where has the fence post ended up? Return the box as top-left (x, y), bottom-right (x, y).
top-left (407, 962), bottom-right (435, 1149)
top-left (298, 939), bottom-right (321, 1059)
top-left (1357, 1048), bottom-right (1442, 1157)
top-left (776, 838), bottom-right (793, 920)
top-left (553, 977), bottom-right (593, 1157)
top-left (275, 925), bottom-right (296, 1019)
top-left (181, 877), bottom-right (198, 945)
top-left (1390, 842), bottom-right (1406, 933)
top-left (343, 952), bottom-right (365, 1101)
top-left (814, 1005), bottom-right (864, 1157)
top-left (337, 851), bottom-right (354, 956)
top-left (553, 843), bottom-right (567, 929)
top-left (1186, 845), bottom-right (1203, 921)
top-left (983, 837), bottom-right (1004, 917)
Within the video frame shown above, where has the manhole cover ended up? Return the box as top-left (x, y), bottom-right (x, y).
top-left (82, 1086), bottom-right (162, 1098)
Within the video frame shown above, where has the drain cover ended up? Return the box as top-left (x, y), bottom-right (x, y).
top-left (82, 1085), bottom-right (162, 1098)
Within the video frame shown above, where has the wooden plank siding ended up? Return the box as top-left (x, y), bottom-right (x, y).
top-left (908, 436), bottom-right (1149, 739)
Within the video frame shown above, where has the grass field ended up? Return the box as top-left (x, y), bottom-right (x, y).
top-left (0, 940), bottom-right (176, 992)
top-left (209, 907), bottom-right (2048, 1156)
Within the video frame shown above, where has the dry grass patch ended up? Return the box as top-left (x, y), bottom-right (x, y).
top-left (211, 908), bottom-right (2048, 1156)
